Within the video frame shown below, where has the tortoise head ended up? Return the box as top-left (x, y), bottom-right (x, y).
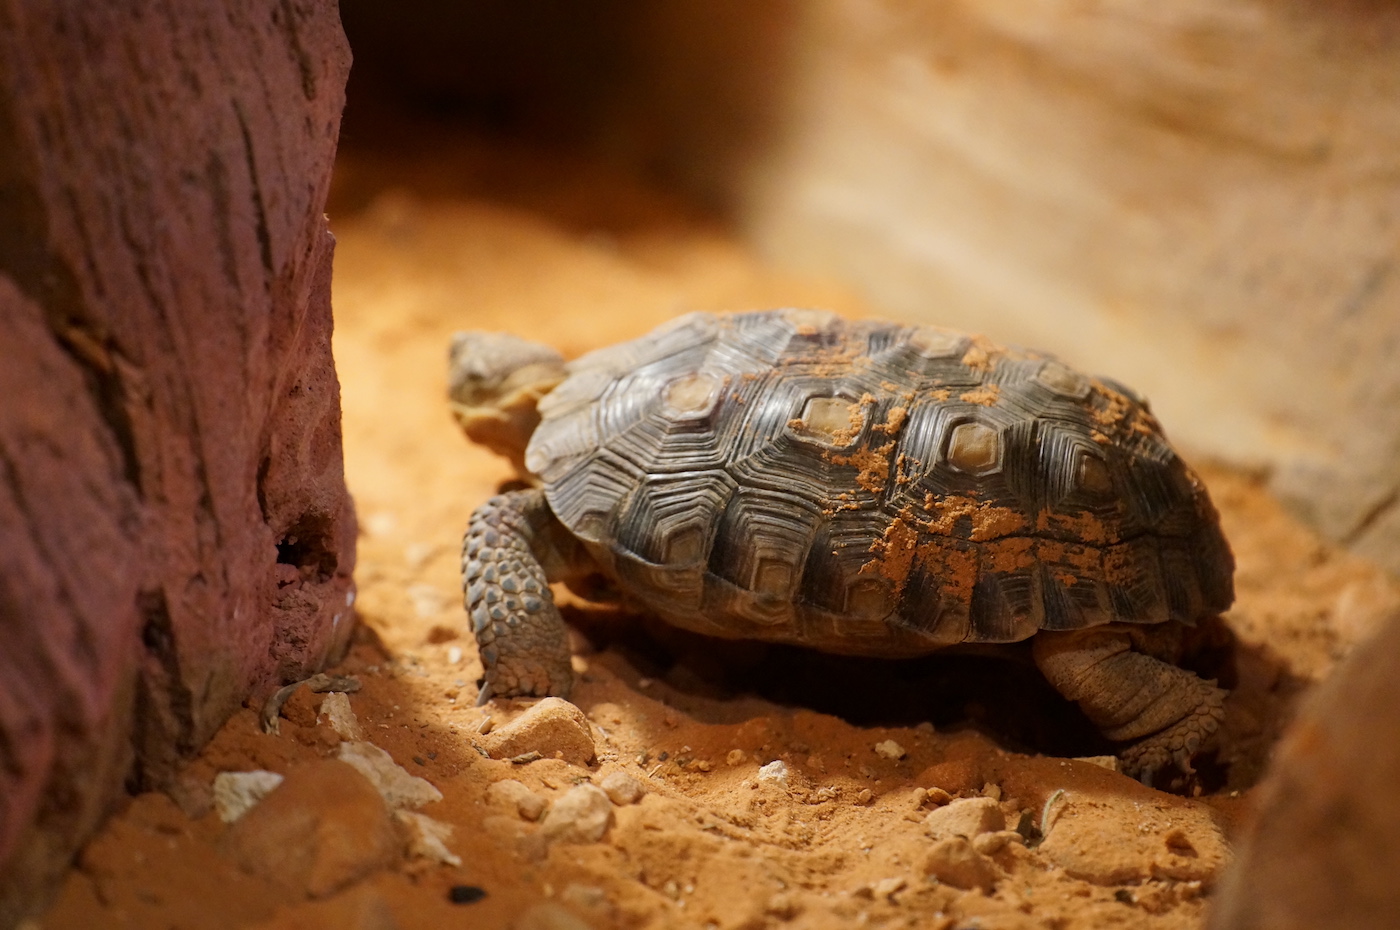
top-left (448, 331), bottom-right (567, 476)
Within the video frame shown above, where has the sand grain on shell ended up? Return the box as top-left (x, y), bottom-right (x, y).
top-left (40, 140), bottom-right (1400, 930)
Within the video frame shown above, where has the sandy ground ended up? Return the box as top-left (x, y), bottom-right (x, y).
top-left (38, 138), bottom-right (1400, 930)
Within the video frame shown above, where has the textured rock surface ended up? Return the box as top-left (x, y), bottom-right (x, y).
top-left (1210, 609), bottom-right (1400, 930)
top-left (923, 797), bottom-right (1006, 840)
top-left (480, 698), bottom-right (598, 766)
top-left (538, 784), bottom-right (615, 846)
top-left (0, 0), bottom-right (353, 921)
top-left (922, 836), bottom-right (1000, 892)
top-left (219, 760), bottom-right (399, 898)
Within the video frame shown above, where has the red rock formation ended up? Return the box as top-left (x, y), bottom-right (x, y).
top-left (1209, 608), bottom-right (1400, 930)
top-left (0, 1), bottom-right (355, 919)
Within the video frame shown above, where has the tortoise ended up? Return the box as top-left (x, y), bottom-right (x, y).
top-left (449, 309), bottom-right (1233, 781)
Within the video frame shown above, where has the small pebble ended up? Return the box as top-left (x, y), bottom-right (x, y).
top-left (560, 884), bottom-right (608, 910)
top-left (923, 836), bottom-right (999, 891)
top-left (318, 692), bottom-right (365, 740)
top-left (972, 830), bottom-right (1026, 856)
top-left (757, 760), bottom-right (790, 787)
top-left (599, 771), bottom-right (644, 806)
top-left (981, 782), bottom-right (1002, 801)
top-left (396, 810), bottom-right (461, 866)
top-left (515, 902), bottom-right (595, 930)
top-left (449, 885), bottom-right (488, 904)
top-left (873, 740), bottom-right (906, 760)
top-left (872, 877), bottom-right (907, 900)
top-left (924, 797), bottom-right (1006, 840)
top-left (925, 787), bottom-right (953, 806)
top-left (856, 788), bottom-right (873, 805)
top-left (765, 892), bottom-right (801, 920)
top-left (480, 698), bottom-right (596, 766)
top-left (539, 784), bottom-right (614, 845)
top-left (447, 645), bottom-right (464, 665)
top-left (486, 779), bottom-right (549, 821)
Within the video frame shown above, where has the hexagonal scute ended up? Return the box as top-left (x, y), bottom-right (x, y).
top-left (709, 488), bottom-right (821, 602)
top-left (907, 325), bottom-right (968, 359)
top-left (1033, 360), bottom-right (1092, 399)
top-left (660, 370), bottom-right (726, 421)
top-left (778, 307), bottom-right (841, 333)
top-left (1075, 449), bottom-right (1115, 498)
top-left (945, 421), bottom-right (1002, 476)
top-left (789, 394), bottom-right (866, 448)
top-left (613, 471), bottom-right (734, 565)
top-left (844, 577), bottom-right (895, 621)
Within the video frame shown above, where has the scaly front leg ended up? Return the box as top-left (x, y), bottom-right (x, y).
top-left (462, 488), bottom-right (574, 704)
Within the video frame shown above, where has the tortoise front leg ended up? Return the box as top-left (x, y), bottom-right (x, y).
top-left (1032, 625), bottom-right (1226, 784)
top-left (462, 488), bottom-right (575, 704)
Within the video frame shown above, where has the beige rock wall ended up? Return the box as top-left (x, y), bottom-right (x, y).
top-left (735, 0), bottom-right (1400, 572)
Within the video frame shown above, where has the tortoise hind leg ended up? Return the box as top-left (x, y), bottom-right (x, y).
top-left (1032, 625), bottom-right (1226, 783)
top-left (462, 488), bottom-right (575, 704)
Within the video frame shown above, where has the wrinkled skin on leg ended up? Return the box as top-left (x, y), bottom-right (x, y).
top-left (1032, 623), bottom-right (1226, 784)
top-left (462, 488), bottom-right (594, 704)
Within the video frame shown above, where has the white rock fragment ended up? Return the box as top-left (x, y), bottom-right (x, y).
top-left (539, 784), bottom-right (614, 845)
top-left (213, 770), bottom-right (285, 823)
top-left (1073, 755), bottom-right (1120, 772)
top-left (337, 741), bottom-right (443, 809)
top-left (396, 810), bottom-right (461, 866)
top-left (924, 796), bottom-right (1006, 840)
top-left (874, 740), bottom-right (907, 760)
top-left (599, 771), bottom-right (644, 806)
top-left (318, 692), bottom-right (365, 740)
top-left (757, 760), bottom-right (790, 787)
top-left (447, 645), bottom-right (464, 665)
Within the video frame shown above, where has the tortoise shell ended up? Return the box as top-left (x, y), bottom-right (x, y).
top-left (524, 309), bottom-right (1233, 656)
